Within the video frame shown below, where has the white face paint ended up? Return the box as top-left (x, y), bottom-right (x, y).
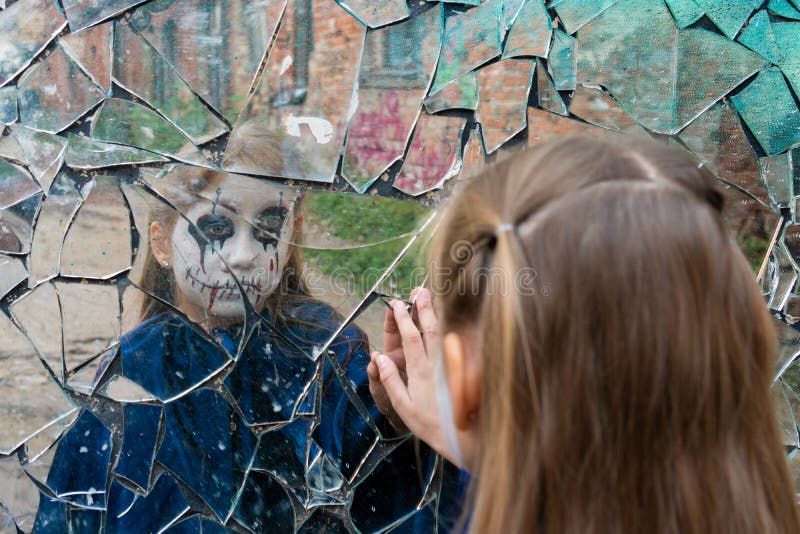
top-left (168, 178), bottom-right (297, 323)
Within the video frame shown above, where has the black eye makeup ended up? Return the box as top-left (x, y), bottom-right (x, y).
top-left (188, 212), bottom-right (235, 272)
top-left (253, 206), bottom-right (288, 250)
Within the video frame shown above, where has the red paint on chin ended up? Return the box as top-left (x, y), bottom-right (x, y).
top-left (269, 258), bottom-right (275, 272)
top-left (208, 287), bottom-right (218, 311)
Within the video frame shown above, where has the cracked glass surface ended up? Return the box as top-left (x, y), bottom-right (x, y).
top-left (476, 59), bottom-right (535, 154)
top-left (502, 0), bottom-right (551, 59)
top-left (342, 6), bottom-right (443, 193)
top-left (3, 0), bottom-right (800, 531)
top-left (223, 0), bottom-right (365, 182)
top-left (17, 47), bottom-right (105, 134)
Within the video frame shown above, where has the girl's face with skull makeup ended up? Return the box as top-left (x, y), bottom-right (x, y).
top-left (150, 176), bottom-right (298, 327)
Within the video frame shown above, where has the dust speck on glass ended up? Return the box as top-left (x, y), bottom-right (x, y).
top-left (0, 0), bottom-right (799, 532)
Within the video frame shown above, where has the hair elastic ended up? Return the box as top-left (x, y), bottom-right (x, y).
top-left (496, 223), bottom-right (514, 234)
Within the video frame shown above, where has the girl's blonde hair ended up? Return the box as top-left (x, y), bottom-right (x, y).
top-left (431, 136), bottom-right (800, 533)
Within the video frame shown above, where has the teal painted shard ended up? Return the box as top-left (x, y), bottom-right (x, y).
top-left (424, 72), bottom-right (479, 113)
top-left (536, 59), bottom-right (567, 116)
top-left (731, 67), bottom-right (800, 156)
top-left (502, 0), bottom-right (551, 58)
top-left (738, 13), bottom-right (800, 95)
top-left (769, 0), bottom-right (800, 20)
top-left (576, 0), bottom-right (766, 134)
top-left (549, 29), bottom-right (576, 90)
top-left (503, 0), bottom-right (526, 29)
top-left (550, 0), bottom-right (616, 34)
top-left (738, 10), bottom-right (782, 64)
top-left (664, 0), bottom-right (704, 28)
top-left (430, 0), bottom-right (504, 93)
top-left (91, 98), bottom-right (210, 166)
top-left (694, 0), bottom-right (762, 39)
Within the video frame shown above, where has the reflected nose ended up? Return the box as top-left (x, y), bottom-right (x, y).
top-left (222, 228), bottom-right (261, 272)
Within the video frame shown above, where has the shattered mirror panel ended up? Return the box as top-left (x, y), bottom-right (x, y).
top-left (342, 6), bottom-right (443, 193)
top-left (223, 0), bottom-right (366, 182)
top-left (3, 0), bottom-right (800, 531)
top-left (129, 0), bottom-right (287, 125)
top-left (17, 47), bottom-right (105, 134)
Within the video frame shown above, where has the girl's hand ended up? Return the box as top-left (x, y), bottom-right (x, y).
top-left (367, 288), bottom-right (459, 465)
top-left (367, 300), bottom-right (410, 434)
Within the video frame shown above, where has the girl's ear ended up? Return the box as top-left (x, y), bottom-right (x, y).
top-left (443, 332), bottom-right (482, 430)
top-left (149, 221), bottom-right (173, 266)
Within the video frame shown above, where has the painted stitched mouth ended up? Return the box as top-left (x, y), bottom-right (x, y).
top-left (184, 266), bottom-right (264, 297)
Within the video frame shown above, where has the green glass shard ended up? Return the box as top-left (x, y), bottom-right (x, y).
top-left (0, 86), bottom-right (16, 124)
top-left (769, 0), bottom-right (800, 20)
top-left (760, 153), bottom-right (793, 208)
top-left (679, 102), bottom-right (772, 207)
top-left (336, 0), bottom-right (409, 27)
top-left (113, 23), bottom-right (228, 145)
top-left (550, 0), bottom-right (616, 34)
top-left (430, 0), bottom-right (504, 93)
top-left (548, 29), bottom-right (576, 90)
top-left (664, 0), bottom-right (704, 28)
top-left (66, 135), bottom-right (169, 170)
top-left (476, 59), bottom-right (535, 153)
top-left (91, 98), bottom-right (210, 166)
top-left (502, 0), bottom-right (551, 58)
top-left (731, 67), bottom-right (800, 156)
top-left (342, 6), bottom-right (443, 193)
top-left (0, 0), bottom-right (67, 86)
top-left (738, 10), bottom-right (781, 64)
top-left (503, 0), bottom-right (527, 29)
top-left (568, 85), bottom-right (640, 132)
top-left (130, 0), bottom-right (286, 124)
top-left (17, 47), bottom-right (105, 134)
top-left (394, 114), bottom-right (466, 196)
top-left (694, 0), bottom-right (761, 39)
top-left (536, 59), bottom-right (567, 116)
top-left (424, 72), bottom-right (478, 113)
top-left (576, 0), bottom-right (766, 133)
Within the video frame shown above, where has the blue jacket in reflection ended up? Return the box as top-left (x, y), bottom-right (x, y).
top-left (34, 299), bottom-right (461, 533)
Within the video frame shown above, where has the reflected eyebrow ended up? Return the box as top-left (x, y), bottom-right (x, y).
top-left (217, 202), bottom-right (238, 214)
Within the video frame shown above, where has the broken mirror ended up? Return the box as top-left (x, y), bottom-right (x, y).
top-left (223, 0), bottom-right (366, 182)
top-left (3, 0), bottom-right (800, 532)
top-left (430, 0), bottom-right (504, 93)
top-left (342, 6), bottom-right (443, 193)
top-left (17, 47), bottom-right (105, 134)
top-left (575, 0), bottom-right (766, 134)
top-left (476, 59), bottom-right (535, 153)
top-left (0, 0), bottom-right (67, 86)
top-left (129, 0), bottom-right (287, 125)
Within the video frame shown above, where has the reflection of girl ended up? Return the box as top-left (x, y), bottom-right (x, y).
top-left (34, 167), bottom-right (453, 532)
